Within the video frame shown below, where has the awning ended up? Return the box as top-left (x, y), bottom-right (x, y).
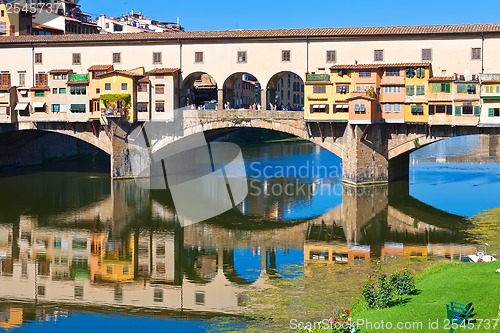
top-left (33, 102), bottom-right (46, 108)
top-left (313, 104), bottom-right (326, 109)
top-left (14, 103), bottom-right (29, 111)
top-left (336, 104), bottom-right (349, 109)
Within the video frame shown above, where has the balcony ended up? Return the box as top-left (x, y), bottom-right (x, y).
top-left (306, 73), bottom-right (330, 82)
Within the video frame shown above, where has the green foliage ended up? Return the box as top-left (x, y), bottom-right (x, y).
top-left (100, 94), bottom-right (131, 109)
top-left (413, 137), bottom-right (421, 148)
top-left (376, 274), bottom-right (393, 308)
top-left (362, 269), bottom-right (416, 309)
top-left (361, 280), bottom-right (377, 309)
top-left (390, 269), bottom-right (416, 304)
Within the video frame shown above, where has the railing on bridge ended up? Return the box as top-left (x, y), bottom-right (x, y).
top-left (183, 110), bottom-right (304, 120)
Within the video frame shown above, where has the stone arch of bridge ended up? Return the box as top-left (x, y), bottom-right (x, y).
top-left (0, 127), bottom-right (111, 155)
top-left (148, 116), bottom-right (344, 159)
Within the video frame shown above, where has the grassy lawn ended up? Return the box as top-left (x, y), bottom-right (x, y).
top-left (352, 261), bottom-right (500, 333)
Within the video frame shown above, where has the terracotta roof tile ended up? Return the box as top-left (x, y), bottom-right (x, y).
top-left (346, 95), bottom-right (377, 101)
top-left (428, 76), bottom-right (455, 82)
top-left (148, 68), bottom-right (180, 75)
top-left (2, 23), bottom-right (500, 44)
top-left (49, 69), bottom-right (73, 74)
top-left (30, 86), bottom-right (50, 91)
top-left (138, 76), bottom-right (150, 83)
top-left (88, 65), bottom-right (114, 72)
top-left (98, 70), bottom-right (145, 78)
top-left (330, 62), bottom-right (430, 70)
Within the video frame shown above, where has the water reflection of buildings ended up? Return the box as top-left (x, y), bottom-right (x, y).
top-left (0, 180), bottom-right (482, 328)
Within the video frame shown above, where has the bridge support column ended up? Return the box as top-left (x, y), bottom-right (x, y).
top-left (217, 89), bottom-right (224, 110)
top-left (260, 89), bottom-right (267, 110)
top-left (342, 123), bottom-right (389, 185)
top-left (110, 120), bottom-right (149, 179)
top-left (388, 152), bottom-right (410, 181)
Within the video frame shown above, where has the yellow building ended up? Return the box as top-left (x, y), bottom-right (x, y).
top-left (98, 67), bottom-right (145, 122)
top-left (304, 72), bottom-right (338, 121)
top-left (88, 64), bottom-right (114, 118)
top-left (404, 63), bottom-right (431, 123)
top-left (428, 76), bottom-right (454, 125)
top-left (0, 3), bottom-right (32, 36)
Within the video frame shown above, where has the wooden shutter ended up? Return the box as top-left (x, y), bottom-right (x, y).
top-left (445, 83), bottom-right (451, 93)
top-left (488, 108), bottom-right (495, 117)
top-left (446, 105), bottom-right (453, 115)
top-left (455, 106), bottom-right (462, 116)
top-left (473, 106), bottom-right (480, 116)
top-left (428, 105), bottom-right (435, 115)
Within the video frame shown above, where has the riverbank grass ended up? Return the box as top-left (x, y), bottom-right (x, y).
top-left (352, 261), bottom-right (499, 333)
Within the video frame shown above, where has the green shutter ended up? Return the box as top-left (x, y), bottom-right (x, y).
top-left (406, 85), bottom-right (414, 96)
top-left (455, 106), bottom-right (462, 116)
top-left (428, 105), bottom-right (435, 115)
top-left (473, 106), bottom-right (480, 116)
top-left (446, 105), bottom-right (453, 115)
top-left (432, 84), bottom-right (439, 93)
top-left (445, 83), bottom-right (451, 93)
top-left (489, 108), bottom-right (495, 117)
top-left (496, 86), bottom-right (500, 93)
top-left (457, 84), bottom-right (466, 93)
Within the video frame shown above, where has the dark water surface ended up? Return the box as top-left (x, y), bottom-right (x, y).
top-left (0, 135), bottom-right (499, 332)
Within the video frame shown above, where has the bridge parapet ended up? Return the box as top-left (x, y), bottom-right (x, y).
top-left (183, 110), bottom-right (304, 120)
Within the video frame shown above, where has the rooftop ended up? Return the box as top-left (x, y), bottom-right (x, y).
top-left (1, 23), bottom-right (500, 44)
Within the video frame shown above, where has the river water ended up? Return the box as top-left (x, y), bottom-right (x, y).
top-left (0, 134), bottom-right (499, 332)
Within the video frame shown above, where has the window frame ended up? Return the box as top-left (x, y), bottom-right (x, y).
top-left (374, 49), bottom-right (384, 62)
top-left (471, 47), bottom-right (481, 60)
top-left (237, 51), bottom-right (247, 63)
top-left (35, 53), bottom-right (43, 64)
top-left (421, 48), bottom-right (432, 61)
top-left (326, 50), bottom-right (336, 63)
top-left (72, 53), bottom-right (81, 65)
top-left (194, 51), bottom-right (204, 63)
top-left (281, 50), bottom-right (291, 62)
top-left (152, 52), bottom-right (162, 65)
top-left (112, 52), bottom-right (121, 64)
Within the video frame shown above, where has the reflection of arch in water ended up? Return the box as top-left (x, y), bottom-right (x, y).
top-left (222, 249), bottom-right (263, 285)
top-left (183, 246), bottom-right (218, 284)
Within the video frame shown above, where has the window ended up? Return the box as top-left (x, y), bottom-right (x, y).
top-left (153, 52), bottom-right (162, 64)
top-left (415, 67), bottom-right (426, 78)
top-left (70, 86), bottom-right (86, 95)
top-left (336, 85), bottom-right (349, 94)
top-left (462, 104), bottom-right (473, 115)
top-left (416, 85), bottom-right (425, 95)
top-left (313, 85), bottom-right (326, 94)
top-left (384, 86), bottom-right (401, 94)
top-left (359, 71), bottom-right (371, 78)
top-left (105, 83), bottom-right (111, 90)
top-left (138, 83), bottom-right (148, 92)
top-left (74, 286), bottom-right (84, 300)
top-left (35, 53), bottom-right (43, 64)
top-left (406, 85), bottom-right (415, 96)
top-left (121, 83), bottom-right (128, 90)
top-left (154, 289), bottom-right (163, 303)
top-left (326, 50), bottom-right (336, 63)
top-left (374, 50), bottom-right (383, 61)
top-left (72, 53), bottom-right (81, 65)
top-left (355, 85), bottom-right (362, 92)
top-left (155, 101), bottom-right (165, 112)
top-left (35, 73), bottom-right (47, 86)
top-left (281, 50), bottom-right (291, 62)
top-left (137, 102), bottom-right (148, 112)
top-left (411, 105), bottom-right (424, 115)
top-left (112, 52), bottom-right (121, 64)
top-left (431, 83), bottom-right (451, 93)
top-left (72, 239), bottom-right (87, 249)
top-left (488, 108), bottom-right (500, 117)
top-left (56, 88), bottom-right (65, 94)
top-left (35, 91), bottom-right (44, 97)
top-left (471, 47), bottom-right (481, 60)
top-left (385, 68), bottom-right (400, 76)
top-left (1, 10), bottom-right (3, 17)
top-left (310, 104), bottom-right (328, 113)
top-left (335, 104), bottom-right (349, 112)
top-left (0, 73), bottom-right (10, 86)
top-left (422, 48), bottom-right (432, 61)
top-left (155, 85), bottom-right (165, 94)
top-left (384, 104), bottom-right (402, 113)
top-left (195, 292), bottom-right (205, 305)
top-left (237, 51), bottom-right (247, 63)
top-left (62, 74), bottom-right (67, 80)
top-left (37, 285), bottom-right (45, 297)
top-left (52, 104), bottom-right (60, 112)
top-left (53, 74), bottom-right (61, 80)
top-left (19, 72), bottom-right (25, 86)
top-left (195, 51), bottom-right (204, 63)
top-left (354, 103), bottom-right (366, 113)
